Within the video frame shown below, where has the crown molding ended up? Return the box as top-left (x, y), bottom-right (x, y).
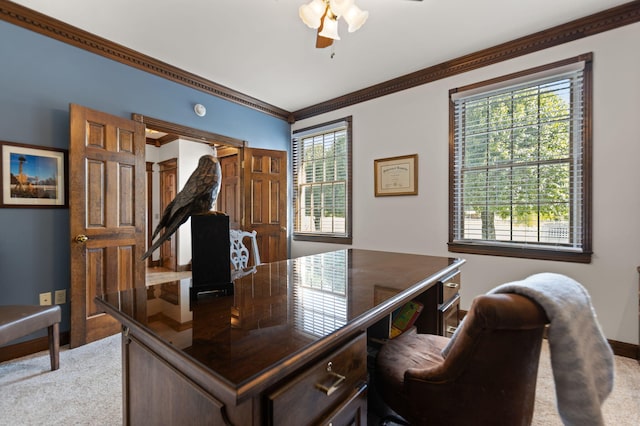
top-left (132, 113), bottom-right (246, 148)
top-left (1, 1), bottom-right (638, 124)
top-left (292, 0), bottom-right (640, 121)
top-left (0, 0), bottom-right (293, 122)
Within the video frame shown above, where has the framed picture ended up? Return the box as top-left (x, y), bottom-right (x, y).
top-left (374, 154), bottom-right (418, 196)
top-left (0, 141), bottom-right (68, 208)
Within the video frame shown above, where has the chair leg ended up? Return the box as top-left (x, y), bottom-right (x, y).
top-left (48, 322), bottom-right (60, 371)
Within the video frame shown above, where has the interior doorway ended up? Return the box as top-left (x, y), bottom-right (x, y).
top-left (135, 114), bottom-right (246, 271)
top-left (133, 114), bottom-right (288, 270)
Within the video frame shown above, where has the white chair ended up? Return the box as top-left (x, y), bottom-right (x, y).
top-left (229, 229), bottom-right (261, 270)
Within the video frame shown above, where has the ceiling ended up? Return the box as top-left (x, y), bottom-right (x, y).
top-left (9, 0), bottom-right (632, 113)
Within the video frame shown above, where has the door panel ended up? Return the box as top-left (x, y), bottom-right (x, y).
top-left (158, 158), bottom-right (177, 270)
top-left (70, 104), bottom-right (146, 348)
top-left (219, 154), bottom-right (240, 229)
top-left (243, 148), bottom-right (287, 263)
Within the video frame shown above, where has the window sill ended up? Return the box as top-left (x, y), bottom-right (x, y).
top-left (293, 234), bottom-right (352, 245)
top-left (447, 242), bottom-right (592, 263)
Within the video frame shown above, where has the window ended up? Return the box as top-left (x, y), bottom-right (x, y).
top-left (292, 117), bottom-right (352, 244)
top-left (449, 54), bottom-right (592, 263)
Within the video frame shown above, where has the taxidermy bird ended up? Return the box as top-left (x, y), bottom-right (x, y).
top-left (141, 154), bottom-right (222, 260)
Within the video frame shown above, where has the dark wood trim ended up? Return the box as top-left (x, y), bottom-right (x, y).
top-left (146, 133), bottom-right (180, 147)
top-left (0, 331), bottom-right (70, 363)
top-left (447, 242), bottom-right (593, 264)
top-left (133, 114), bottom-right (246, 149)
top-left (0, 0), bottom-right (292, 122)
top-left (292, 0), bottom-right (640, 121)
top-left (609, 340), bottom-right (639, 360)
top-left (177, 263), bottom-right (192, 272)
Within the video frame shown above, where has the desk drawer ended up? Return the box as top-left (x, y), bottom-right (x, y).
top-left (440, 271), bottom-right (461, 304)
top-left (268, 333), bottom-right (367, 426)
top-left (440, 294), bottom-right (460, 338)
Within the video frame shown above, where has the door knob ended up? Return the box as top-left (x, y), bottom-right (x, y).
top-left (74, 234), bottom-right (89, 244)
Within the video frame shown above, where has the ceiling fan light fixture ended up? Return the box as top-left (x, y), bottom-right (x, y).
top-left (329, 0), bottom-right (354, 16)
top-left (299, 0), bottom-right (326, 29)
top-left (343, 5), bottom-right (368, 33)
top-left (318, 14), bottom-right (340, 40)
top-left (300, 0), bottom-right (368, 47)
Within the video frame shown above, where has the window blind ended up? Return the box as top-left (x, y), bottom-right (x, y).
top-left (292, 251), bottom-right (348, 337)
top-left (451, 57), bottom-right (590, 257)
top-left (292, 117), bottom-right (352, 242)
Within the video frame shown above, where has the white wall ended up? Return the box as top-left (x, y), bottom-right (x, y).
top-left (291, 23), bottom-right (640, 345)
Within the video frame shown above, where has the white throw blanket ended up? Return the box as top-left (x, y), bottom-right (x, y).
top-left (489, 273), bottom-right (614, 426)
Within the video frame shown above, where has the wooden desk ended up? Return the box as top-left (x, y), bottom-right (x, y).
top-left (97, 249), bottom-right (465, 425)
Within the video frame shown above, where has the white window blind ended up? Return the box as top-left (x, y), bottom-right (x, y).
top-left (292, 117), bottom-right (352, 243)
top-left (450, 55), bottom-right (592, 261)
top-left (292, 251), bottom-right (348, 337)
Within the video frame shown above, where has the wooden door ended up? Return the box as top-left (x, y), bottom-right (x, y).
top-left (219, 152), bottom-right (240, 229)
top-left (69, 104), bottom-right (146, 348)
top-left (243, 148), bottom-right (287, 263)
top-left (158, 158), bottom-right (177, 270)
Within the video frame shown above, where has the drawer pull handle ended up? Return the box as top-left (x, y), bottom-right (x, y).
top-left (446, 326), bottom-right (458, 334)
top-left (316, 371), bottom-right (346, 396)
top-left (445, 282), bottom-right (459, 289)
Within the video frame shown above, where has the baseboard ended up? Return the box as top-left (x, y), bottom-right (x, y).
top-left (177, 263), bottom-right (192, 272)
top-left (458, 309), bottom-right (637, 360)
top-left (0, 331), bottom-right (70, 363)
top-left (608, 340), bottom-right (638, 360)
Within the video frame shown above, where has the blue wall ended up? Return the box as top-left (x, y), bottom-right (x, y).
top-left (0, 21), bottom-right (291, 340)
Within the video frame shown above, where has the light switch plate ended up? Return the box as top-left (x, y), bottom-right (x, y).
top-left (54, 289), bottom-right (66, 304)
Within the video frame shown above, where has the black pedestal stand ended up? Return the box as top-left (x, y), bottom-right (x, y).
top-left (190, 213), bottom-right (232, 300)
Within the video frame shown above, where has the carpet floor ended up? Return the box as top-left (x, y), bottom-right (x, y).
top-left (1, 335), bottom-right (638, 425)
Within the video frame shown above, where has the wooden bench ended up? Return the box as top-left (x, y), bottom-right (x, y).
top-left (0, 305), bottom-right (61, 370)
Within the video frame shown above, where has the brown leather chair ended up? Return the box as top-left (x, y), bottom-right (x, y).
top-left (375, 293), bottom-right (549, 425)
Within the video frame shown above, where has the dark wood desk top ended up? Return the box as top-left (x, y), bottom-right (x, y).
top-left (97, 249), bottom-right (464, 401)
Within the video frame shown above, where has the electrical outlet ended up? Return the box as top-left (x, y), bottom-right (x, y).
top-left (54, 289), bottom-right (66, 304)
top-left (39, 292), bottom-right (52, 306)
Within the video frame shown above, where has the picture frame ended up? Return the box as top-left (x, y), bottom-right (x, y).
top-left (0, 141), bottom-right (68, 208)
top-left (374, 154), bottom-right (418, 196)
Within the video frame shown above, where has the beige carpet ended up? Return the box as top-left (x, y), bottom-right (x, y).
top-left (1, 335), bottom-right (638, 425)
top-left (532, 341), bottom-right (640, 425)
top-left (0, 335), bottom-right (121, 426)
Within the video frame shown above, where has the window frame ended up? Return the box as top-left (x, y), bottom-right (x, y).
top-left (448, 54), bottom-right (592, 263)
top-left (292, 116), bottom-right (353, 244)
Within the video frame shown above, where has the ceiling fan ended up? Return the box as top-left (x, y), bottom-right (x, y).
top-left (300, 0), bottom-right (423, 49)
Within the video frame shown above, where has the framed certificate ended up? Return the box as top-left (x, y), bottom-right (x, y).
top-left (374, 154), bottom-right (418, 196)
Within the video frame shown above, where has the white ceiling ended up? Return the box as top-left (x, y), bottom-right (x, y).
top-left (10, 0), bottom-right (631, 112)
